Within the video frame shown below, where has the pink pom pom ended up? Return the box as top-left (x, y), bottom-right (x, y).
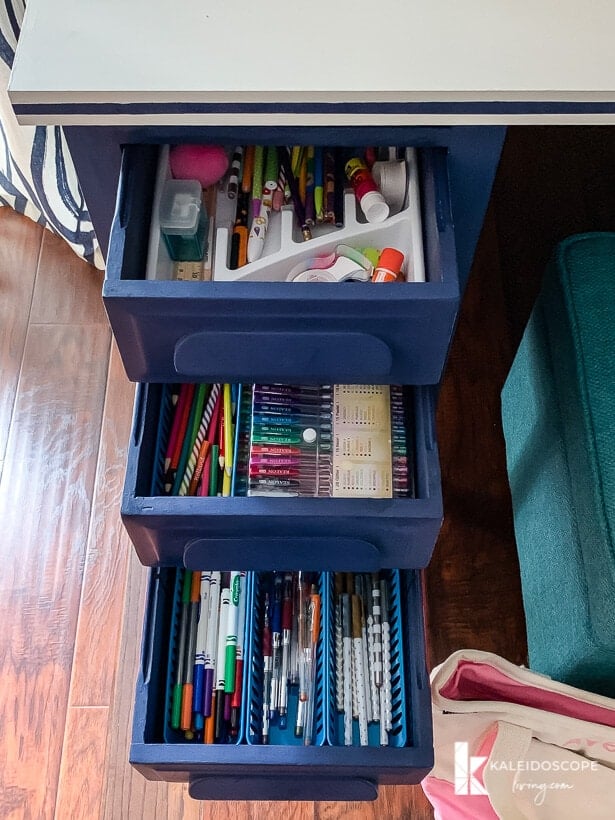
top-left (169, 144), bottom-right (229, 188)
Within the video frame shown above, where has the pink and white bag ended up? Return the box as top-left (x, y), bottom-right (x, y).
top-left (422, 650), bottom-right (615, 819)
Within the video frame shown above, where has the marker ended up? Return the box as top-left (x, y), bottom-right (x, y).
top-left (224, 572), bottom-right (242, 694)
top-left (215, 587), bottom-right (231, 741)
top-left (251, 145), bottom-right (264, 219)
top-left (192, 571), bottom-right (211, 730)
top-left (203, 571), bottom-right (220, 718)
top-left (171, 570), bottom-right (193, 730)
top-left (305, 146), bottom-right (315, 226)
top-left (241, 145), bottom-right (254, 194)
top-left (313, 147), bottom-right (324, 223)
top-left (247, 146), bottom-right (278, 262)
top-left (230, 571), bottom-right (248, 735)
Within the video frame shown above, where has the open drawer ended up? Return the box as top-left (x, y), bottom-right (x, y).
top-left (121, 382), bottom-right (442, 570)
top-left (104, 141), bottom-right (459, 385)
top-left (131, 567), bottom-right (433, 800)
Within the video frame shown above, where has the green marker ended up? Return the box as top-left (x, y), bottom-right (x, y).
top-left (224, 572), bottom-right (242, 693)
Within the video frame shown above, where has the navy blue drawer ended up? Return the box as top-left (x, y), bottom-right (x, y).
top-left (131, 567), bottom-right (432, 800)
top-left (121, 383), bottom-right (442, 569)
top-left (104, 142), bottom-right (459, 385)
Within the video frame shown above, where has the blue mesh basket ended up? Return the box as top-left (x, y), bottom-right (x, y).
top-left (246, 571), bottom-right (327, 746)
top-left (163, 568), bottom-right (250, 745)
top-left (151, 383), bottom-right (244, 496)
top-left (325, 569), bottom-right (408, 747)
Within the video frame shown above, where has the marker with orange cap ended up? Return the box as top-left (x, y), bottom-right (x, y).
top-left (371, 248), bottom-right (405, 283)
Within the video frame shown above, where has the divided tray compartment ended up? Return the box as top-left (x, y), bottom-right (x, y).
top-left (104, 141), bottom-right (459, 385)
top-left (162, 568), bottom-right (251, 745)
top-left (121, 382), bottom-right (443, 569)
top-left (246, 571), bottom-right (327, 747)
top-left (145, 145), bottom-right (425, 284)
top-left (324, 570), bottom-right (408, 748)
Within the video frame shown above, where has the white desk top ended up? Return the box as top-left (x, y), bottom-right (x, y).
top-left (9, 0), bottom-right (615, 125)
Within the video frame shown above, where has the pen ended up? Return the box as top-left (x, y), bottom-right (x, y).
top-left (303, 583), bottom-right (320, 746)
top-left (295, 576), bottom-right (308, 738)
top-left (227, 146), bottom-right (243, 199)
top-left (341, 592), bottom-right (353, 746)
top-left (278, 572), bottom-right (293, 729)
top-left (262, 592), bottom-right (272, 744)
top-left (352, 594), bottom-right (369, 746)
top-left (381, 578), bottom-right (393, 737)
top-left (269, 573), bottom-right (283, 720)
top-left (277, 146), bottom-right (312, 241)
top-left (355, 575), bottom-right (373, 725)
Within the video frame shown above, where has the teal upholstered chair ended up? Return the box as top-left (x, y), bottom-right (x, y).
top-left (501, 233), bottom-right (615, 697)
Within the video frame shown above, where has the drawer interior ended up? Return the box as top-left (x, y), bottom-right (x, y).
top-left (123, 382), bottom-right (442, 569)
top-left (132, 382), bottom-right (429, 501)
top-left (131, 566), bottom-right (433, 798)
top-left (116, 142), bottom-right (444, 285)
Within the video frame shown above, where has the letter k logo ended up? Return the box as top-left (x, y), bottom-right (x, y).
top-left (454, 742), bottom-right (488, 795)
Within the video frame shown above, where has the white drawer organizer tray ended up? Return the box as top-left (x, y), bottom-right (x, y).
top-left (146, 145), bottom-right (425, 284)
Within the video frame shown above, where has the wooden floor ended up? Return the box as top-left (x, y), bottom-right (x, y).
top-left (2, 126), bottom-right (615, 819)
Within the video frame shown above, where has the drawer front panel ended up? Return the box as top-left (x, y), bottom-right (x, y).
top-left (130, 568), bottom-right (432, 799)
top-left (104, 141), bottom-right (459, 385)
top-left (121, 383), bottom-right (443, 569)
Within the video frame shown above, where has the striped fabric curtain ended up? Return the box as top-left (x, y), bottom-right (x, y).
top-left (0, 0), bottom-right (103, 268)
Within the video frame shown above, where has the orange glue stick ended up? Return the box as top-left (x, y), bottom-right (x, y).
top-left (372, 248), bottom-right (405, 282)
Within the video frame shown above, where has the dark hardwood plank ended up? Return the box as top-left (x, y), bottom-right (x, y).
top-left (426, 204), bottom-right (527, 668)
top-left (0, 209), bottom-right (43, 474)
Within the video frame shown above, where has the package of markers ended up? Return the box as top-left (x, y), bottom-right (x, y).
top-left (246, 571), bottom-right (327, 746)
top-left (326, 570), bottom-right (408, 748)
top-left (164, 569), bottom-right (250, 744)
top-left (247, 384), bottom-right (416, 499)
top-left (247, 384), bottom-right (333, 497)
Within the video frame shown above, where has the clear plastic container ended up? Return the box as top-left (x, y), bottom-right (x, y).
top-left (159, 179), bottom-right (208, 261)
